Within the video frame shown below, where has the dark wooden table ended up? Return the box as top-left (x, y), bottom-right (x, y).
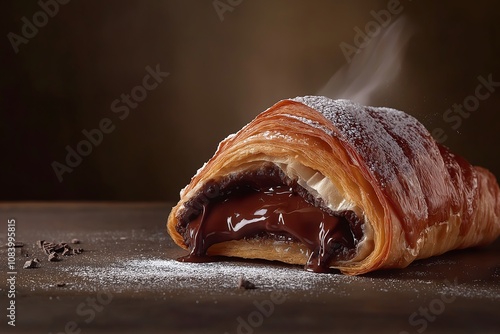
top-left (1, 202), bottom-right (499, 334)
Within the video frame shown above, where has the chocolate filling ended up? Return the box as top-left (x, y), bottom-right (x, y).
top-left (176, 164), bottom-right (364, 272)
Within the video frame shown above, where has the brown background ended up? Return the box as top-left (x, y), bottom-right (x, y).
top-left (2, 0), bottom-right (500, 201)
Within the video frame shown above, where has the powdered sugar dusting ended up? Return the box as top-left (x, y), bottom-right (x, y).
top-left (61, 258), bottom-right (346, 294)
top-left (290, 96), bottom-right (458, 245)
top-left (281, 113), bottom-right (334, 136)
top-left (58, 257), bottom-right (500, 300)
top-left (291, 96), bottom-right (414, 188)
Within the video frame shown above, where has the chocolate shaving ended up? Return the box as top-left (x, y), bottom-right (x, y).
top-left (62, 246), bottom-right (72, 256)
top-left (48, 252), bottom-right (60, 262)
top-left (23, 258), bottom-right (41, 269)
top-left (53, 243), bottom-right (67, 253)
top-left (36, 240), bottom-right (85, 262)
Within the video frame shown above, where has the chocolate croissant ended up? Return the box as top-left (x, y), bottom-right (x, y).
top-left (167, 96), bottom-right (500, 275)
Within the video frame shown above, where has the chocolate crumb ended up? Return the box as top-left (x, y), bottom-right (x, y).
top-left (56, 282), bottom-right (67, 287)
top-left (72, 248), bottom-right (84, 255)
top-left (62, 246), bottom-right (72, 256)
top-left (238, 276), bottom-right (256, 289)
top-left (23, 258), bottom-right (41, 269)
top-left (37, 239), bottom-right (85, 261)
top-left (48, 252), bottom-right (60, 262)
top-left (53, 243), bottom-right (66, 253)
top-left (43, 242), bottom-right (56, 255)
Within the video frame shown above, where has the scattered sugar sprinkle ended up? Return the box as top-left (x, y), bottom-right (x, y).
top-left (281, 113), bottom-right (334, 137)
top-left (62, 258), bottom-right (340, 293)
top-left (59, 257), bottom-right (500, 300)
top-left (291, 96), bottom-right (411, 187)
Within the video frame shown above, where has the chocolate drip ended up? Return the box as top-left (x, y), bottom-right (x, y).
top-left (176, 165), bottom-right (363, 273)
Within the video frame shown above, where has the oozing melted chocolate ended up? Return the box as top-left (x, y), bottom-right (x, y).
top-left (176, 165), bottom-right (363, 273)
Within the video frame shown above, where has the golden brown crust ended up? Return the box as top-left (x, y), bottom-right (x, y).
top-left (167, 96), bottom-right (500, 275)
